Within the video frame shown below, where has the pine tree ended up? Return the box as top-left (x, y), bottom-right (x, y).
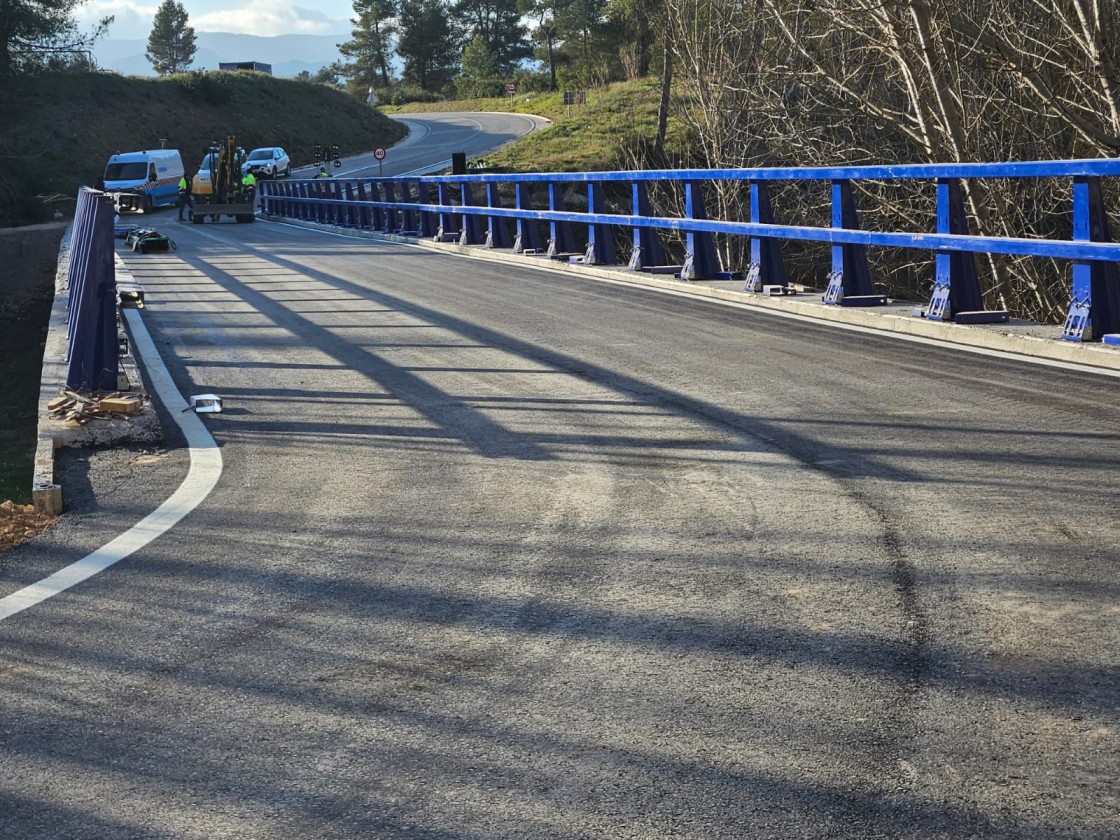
top-left (397, 0), bottom-right (460, 93)
top-left (455, 35), bottom-right (502, 98)
top-left (146, 0), bottom-right (196, 75)
top-left (450, 0), bottom-right (530, 75)
top-left (338, 0), bottom-right (398, 96)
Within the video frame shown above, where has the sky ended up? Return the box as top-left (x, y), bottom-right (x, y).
top-left (75, 0), bottom-right (356, 40)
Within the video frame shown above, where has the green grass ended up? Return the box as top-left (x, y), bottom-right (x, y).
top-left (386, 79), bottom-right (693, 173)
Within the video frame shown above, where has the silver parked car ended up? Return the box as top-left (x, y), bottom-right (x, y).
top-left (242, 147), bottom-right (291, 179)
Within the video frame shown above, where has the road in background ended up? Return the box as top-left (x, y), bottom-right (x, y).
top-left (291, 112), bottom-right (550, 179)
top-left (0, 215), bottom-right (1116, 838)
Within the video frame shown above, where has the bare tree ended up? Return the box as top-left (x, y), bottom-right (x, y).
top-left (658, 0), bottom-right (1120, 320)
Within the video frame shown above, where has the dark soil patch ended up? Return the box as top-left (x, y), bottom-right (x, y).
top-left (0, 247), bottom-right (58, 504)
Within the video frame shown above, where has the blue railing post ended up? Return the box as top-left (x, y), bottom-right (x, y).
top-left (485, 182), bottom-right (513, 248)
top-left (680, 181), bottom-right (720, 280)
top-left (322, 181), bottom-right (335, 225)
top-left (743, 181), bottom-right (787, 292)
top-left (355, 182), bottom-right (370, 228)
top-left (417, 182), bottom-right (438, 238)
top-left (381, 181), bottom-right (397, 233)
top-left (317, 181), bottom-right (328, 223)
top-left (824, 180), bottom-right (877, 304)
top-left (342, 182), bottom-right (355, 227)
top-left (583, 181), bottom-right (617, 265)
top-left (399, 181), bottom-right (418, 235)
top-left (334, 181), bottom-right (343, 226)
top-left (1064, 177), bottom-right (1094, 340)
top-left (925, 179), bottom-right (984, 320)
top-left (1063, 176), bottom-right (1120, 341)
top-left (300, 181), bottom-right (313, 221)
top-left (459, 182), bottom-right (485, 245)
top-left (513, 183), bottom-right (544, 253)
top-left (436, 183), bottom-right (459, 241)
top-left (369, 181), bottom-right (385, 231)
top-left (546, 182), bottom-right (578, 258)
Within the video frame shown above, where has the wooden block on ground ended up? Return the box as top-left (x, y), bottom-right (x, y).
top-left (97, 396), bottom-right (141, 415)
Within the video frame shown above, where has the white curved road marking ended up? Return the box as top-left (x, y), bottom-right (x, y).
top-left (0, 307), bottom-right (223, 622)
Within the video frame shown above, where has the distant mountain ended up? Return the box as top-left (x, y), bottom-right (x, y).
top-left (94, 33), bottom-right (349, 78)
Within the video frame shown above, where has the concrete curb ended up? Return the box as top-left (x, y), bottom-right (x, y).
top-left (33, 237), bottom-right (160, 515)
top-left (262, 215), bottom-right (1120, 374)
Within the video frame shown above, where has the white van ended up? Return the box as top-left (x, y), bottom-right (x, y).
top-left (103, 149), bottom-right (185, 213)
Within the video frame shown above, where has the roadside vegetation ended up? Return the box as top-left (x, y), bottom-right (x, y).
top-left (0, 71), bottom-right (405, 227)
top-left (387, 80), bottom-right (694, 173)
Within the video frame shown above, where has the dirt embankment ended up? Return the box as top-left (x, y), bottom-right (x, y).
top-left (0, 223), bottom-right (65, 548)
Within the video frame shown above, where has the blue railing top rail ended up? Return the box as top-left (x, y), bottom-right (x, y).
top-left (308, 158), bottom-right (1120, 185)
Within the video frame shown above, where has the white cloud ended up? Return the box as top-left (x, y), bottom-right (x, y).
top-left (77, 0), bottom-right (350, 40)
top-left (193, 0), bottom-right (338, 36)
top-left (75, 1), bottom-right (162, 40)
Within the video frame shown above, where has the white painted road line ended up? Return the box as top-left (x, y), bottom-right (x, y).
top-left (0, 306), bottom-right (223, 623)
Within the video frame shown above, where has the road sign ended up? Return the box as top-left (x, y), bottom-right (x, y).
top-left (506, 82), bottom-right (516, 93)
top-left (373, 146), bottom-right (386, 161)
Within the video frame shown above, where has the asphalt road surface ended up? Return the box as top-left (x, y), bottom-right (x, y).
top-left (1, 213), bottom-right (1118, 838)
top-left (293, 112), bottom-right (551, 180)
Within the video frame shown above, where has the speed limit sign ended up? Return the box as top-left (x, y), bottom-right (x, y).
top-left (373, 146), bottom-right (386, 160)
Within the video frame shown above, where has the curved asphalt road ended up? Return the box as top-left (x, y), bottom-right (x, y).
top-left (296, 112), bottom-right (551, 179)
top-left (0, 131), bottom-right (1118, 837)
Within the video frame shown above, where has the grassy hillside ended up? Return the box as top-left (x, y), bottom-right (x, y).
top-left (386, 80), bottom-right (694, 173)
top-left (0, 70), bottom-right (407, 226)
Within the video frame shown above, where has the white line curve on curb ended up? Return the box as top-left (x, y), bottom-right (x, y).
top-left (0, 306), bottom-right (223, 622)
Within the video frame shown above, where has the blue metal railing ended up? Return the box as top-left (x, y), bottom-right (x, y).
top-left (65, 187), bottom-right (118, 391)
top-left (258, 159), bottom-right (1120, 343)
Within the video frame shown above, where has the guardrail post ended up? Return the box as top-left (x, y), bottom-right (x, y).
top-left (629, 181), bottom-right (666, 271)
top-left (436, 183), bottom-right (459, 241)
top-left (582, 181), bottom-right (617, 265)
top-left (925, 178), bottom-right (983, 320)
top-left (322, 180), bottom-right (333, 225)
top-left (546, 181), bottom-right (578, 259)
top-left (417, 182), bottom-right (438, 238)
top-left (333, 180), bottom-right (345, 226)
top-left (296, 181), bottom-right (308, 221)
top-left (66, 188), bottom-right (118, 392)
top-left (485, 182), bottom-right (513, 248)
top-left (355, 182), bottom-right (370, 228)
top-left (368, 181), bottom-right (385, 231)
top-left (459, 182), bottom-right (485, 245)
top-left (318, 180), bottom-right (330, 224)
top-left (399, 181), bottom-right (418, 235)
top-left (381, 181), bottom-right (398, 233)
top-left (513, 184), bottom-right (544, 253)
top-left (824, 180), bottom-right (877, 304)
top-left (342, 182), bottom-right (356, 227)
top-left (743, 181), bottom-right (787, 292)
top-left (680, 181), bottom-right (720, 280)
top-left (1063, 176), bottom-right (1120, 341)
top-left (304, 180), bottom-right (318, 221)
